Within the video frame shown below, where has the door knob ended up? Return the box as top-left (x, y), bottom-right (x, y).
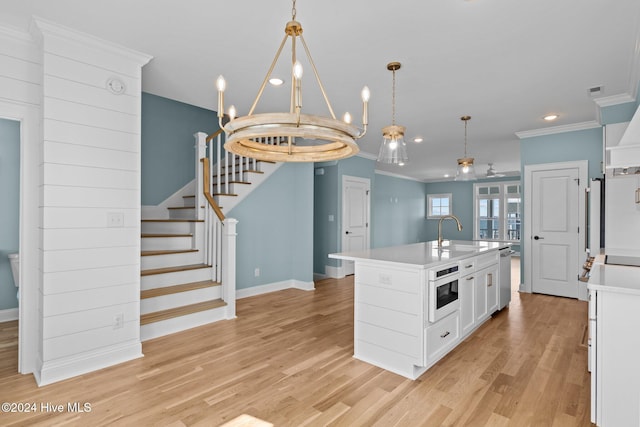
top-left (345, 231), bottom-right (351, 234)
top-left (533, 235), bottom-right (544, 240)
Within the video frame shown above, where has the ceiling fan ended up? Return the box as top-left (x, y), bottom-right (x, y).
top-left (486, 163), bottom-right (506, 178)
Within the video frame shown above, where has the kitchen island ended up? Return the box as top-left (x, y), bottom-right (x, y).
top-left (330, 240), bottom-right (509, 380)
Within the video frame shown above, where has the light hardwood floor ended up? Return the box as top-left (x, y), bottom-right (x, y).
top-left (0, 264), bottom-right (592, 426)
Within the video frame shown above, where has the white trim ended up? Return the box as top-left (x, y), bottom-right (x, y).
top-left (341, 175), bottom-right (371, 276)
top-left (325, 264), bottom-right (347, 279)
top-left (38, 341), bottom-right (143, 386)
top-left (236, 279), bottom-right (315, 299)
top-left (426, 193), bottom-right (452, 219)
top-left (515, 121), bottom-right (601, 139)
top-left (375, 169), bottom-right (426, 183)
top-left (30, 17), bottom-right (152, 66)
top-left (0, 98), bottom-right (40, 377)
top-left (523, 160), bottom-right (588, 295)
top-left (356, 151), bottom-right (377, 161)
top-left (0, 308), bottom-right (18, 322)
top-left (594, 93), bottom-right (636, 108)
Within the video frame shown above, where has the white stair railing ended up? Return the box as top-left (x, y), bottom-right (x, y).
top-left (195, 131), bottom-right (236, 319)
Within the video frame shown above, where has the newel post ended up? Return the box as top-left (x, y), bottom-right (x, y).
top-left (194, 132), bottom-right (207, 221)
top-left (222, 217), bottom-right (238, 319)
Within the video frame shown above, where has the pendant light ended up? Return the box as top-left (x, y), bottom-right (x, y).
top-left (377, 62), bottom-right (408, 166)
top-left (216, 0), bottom-right (370, 162)
top-left (455, 115), bottom-right (476, 181)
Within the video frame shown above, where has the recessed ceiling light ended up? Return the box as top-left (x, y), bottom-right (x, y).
top-left (269, 78), bottom-right (284, 86)
top-left (413, 136), bottom-right (423, 143)
top-left (444, 174), bottom-right (450, 178)
top-left (543, 114), bottom-right (559, 121)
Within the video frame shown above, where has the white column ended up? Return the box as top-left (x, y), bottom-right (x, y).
top-left (194, 132), bottom-right (207, 221)
top-left (32, 17), bottom-right (152, 386)
top-left (222, 218), bottom-right (238, 319)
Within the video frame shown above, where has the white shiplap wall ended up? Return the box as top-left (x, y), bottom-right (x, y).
top-left (32, 18), bottom-right (151, 385)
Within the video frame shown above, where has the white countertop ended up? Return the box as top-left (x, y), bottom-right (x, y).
top-left (588, 253), bottom-right (640, 296)
top-left (329, 240), bottom-right (509, 269)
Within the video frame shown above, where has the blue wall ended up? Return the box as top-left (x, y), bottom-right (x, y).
top-left (229, 163), bottom-right (314, 288)
top-left (313, 163), bottom-right (339, 273)
top-left (141, 93), bottom-right (219, 205)
top-left (372, 173), bottom-right (427, 248)
top-left (520, 127), bottom-right (603, 180)
top-left (0, 118), bottom-right (20, 310)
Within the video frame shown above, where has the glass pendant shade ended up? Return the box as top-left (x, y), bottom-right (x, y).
top-left (378, 125), bottom-right (408, 165)
top-left (454, 115), bottom-right (476, 181)
top-left (455, 157), bottom-right (477, 181)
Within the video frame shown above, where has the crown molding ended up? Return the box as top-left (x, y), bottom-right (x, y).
top-left (593, 93), bottom-right (636, 108)
top-left (515, 120), bottom-right (601, 139)
top-left (30, 16), bottom-right (152, 66)
top-left (356, 150), bottom-right (377, 161)
top-left (0, 24), bottom-right (34, 43)
top-left (375, 169), bottom-right (426, 183)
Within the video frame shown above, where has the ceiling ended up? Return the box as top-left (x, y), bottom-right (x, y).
top-left (2, 0), bottom-right (640, 181)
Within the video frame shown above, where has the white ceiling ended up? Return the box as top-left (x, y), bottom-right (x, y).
top-left (2, 0), bottom-right (640, 181)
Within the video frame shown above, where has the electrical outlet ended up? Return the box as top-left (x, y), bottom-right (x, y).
top-left (114, 313), bottom-right (124, 329)
top-left (107, 212), bottom-right (124, 228)
top-left (254, 268), bottom-right (260, 277)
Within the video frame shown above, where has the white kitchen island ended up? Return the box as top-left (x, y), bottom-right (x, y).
top-left (330, 240), bottom-right (509, 380)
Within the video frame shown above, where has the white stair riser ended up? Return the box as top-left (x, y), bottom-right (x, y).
top-left (182, 197), bottom-right (196, 207)
top-left (141, 286), bottom-right (222, 314)
top-left (141, 235), bottom-right (193, 251)
top-left (141, 251), bottom-right (203, 270)
top-left (141, 305), bottom-right (228, 341)
top-left (168, 208), bottom-right (197, 220)
top-left (141, 267), bottom-right (213, 290)
top-left (141, 221), bottom-right (199, 235)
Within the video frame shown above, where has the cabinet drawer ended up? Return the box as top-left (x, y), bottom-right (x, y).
top-left (426, 312), bottom-right (460, 363)
top-left (356, 264), bottom-right (421, 294)
top-left (459, 259), bottom-right (476, 275)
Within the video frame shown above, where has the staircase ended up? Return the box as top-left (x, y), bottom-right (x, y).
top-left (139, 131), bottom-right (281, 341)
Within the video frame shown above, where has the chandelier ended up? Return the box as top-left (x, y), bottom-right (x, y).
top-left (455, 115), bottom-right (477, 181)
top-left (215, 0), bottom-right (369, 162)
top-left (377, 62), bottom-right (408, 165)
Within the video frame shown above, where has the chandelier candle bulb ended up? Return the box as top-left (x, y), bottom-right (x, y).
top-left (216, 75), bottom-right (226, 120)
top-left (343, 112), bottom-right (352, 124)
top-left (228, 105), bottom-right (237, 121)
top-left (361, 86), bottom-right (370, 126)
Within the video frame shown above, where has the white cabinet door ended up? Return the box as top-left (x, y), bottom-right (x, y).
top-left (486, 265), bottom-right (499, 314)
top-left (460, 273), bottom-right (475, 337)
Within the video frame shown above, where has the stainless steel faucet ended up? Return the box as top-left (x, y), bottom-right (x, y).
top-left (438, 214), bottom-right (463, 247)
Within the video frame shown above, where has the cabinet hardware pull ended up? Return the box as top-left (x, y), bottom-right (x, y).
top-left (488, 273), bottom-right (493, 286)
top-left (465, 264), bottom-right (473, 268)
top-left (466, 276), bottom-right (474, 280)
top-left (440, 331), bottom-right (450, 338)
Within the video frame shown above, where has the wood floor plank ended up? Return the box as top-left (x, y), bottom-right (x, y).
top-left (0, 265), bottom-right (594, 426)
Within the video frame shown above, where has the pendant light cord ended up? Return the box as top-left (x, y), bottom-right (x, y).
top-left (392, 69), bottom-right (396, 126)
top-left (292, 0), bottom-right (297, 20)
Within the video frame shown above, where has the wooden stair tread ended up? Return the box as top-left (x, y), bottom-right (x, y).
top-left (213, 193), bottom-right (238, 197)
top-left (141, 249), bottom-right (198, 257)
top-left (140, 299), bottom-right (226, 325)
top-left (167, 206), bottom-right (198, 210)
top-left (141, 263), bottom-right (210, 276)
top-left (141, 233), bottom-right (192, 238)
top-left (212, 181), bottom-right (251, 185)
top-left (141, 219), bottom-right (203, 223)
top-left (141, 280), bottom-right (220, 299)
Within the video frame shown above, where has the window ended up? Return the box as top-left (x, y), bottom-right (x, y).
top-left (473, 182), bottom-right (521, 241)
top-left (427, 193), bottom-right (452, 218)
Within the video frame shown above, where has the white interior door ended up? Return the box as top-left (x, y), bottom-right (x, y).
top-left (341, 176), bottom-right (370, 276)
top-left (529, 165), bottom-right (582, 298)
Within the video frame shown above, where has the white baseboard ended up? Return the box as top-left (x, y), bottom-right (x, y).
top-left (37, 340), bottom-right (143, 386)
top-left (325, 265), bottom-right (347, 279)
top-left (0, 307), bottom-right (18, 322)
top-left (313, 272), bottom-right (327, 281)
top-left (237, 279), bottom-right (315, 299)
